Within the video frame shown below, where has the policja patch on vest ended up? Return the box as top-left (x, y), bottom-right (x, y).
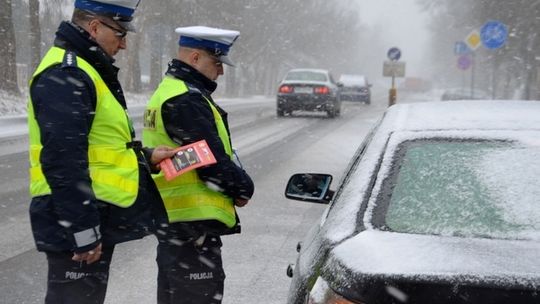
top-left (143, 109), bottom-right (157, 130)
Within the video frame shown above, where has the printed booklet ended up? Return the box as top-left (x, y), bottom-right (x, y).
top-left (160, 140), bottom-right (217, 181)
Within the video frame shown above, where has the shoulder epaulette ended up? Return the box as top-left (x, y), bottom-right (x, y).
top-left (61, 50), bottom-right (78, 68)
top-left (186, 84), bottom-right (202, 94)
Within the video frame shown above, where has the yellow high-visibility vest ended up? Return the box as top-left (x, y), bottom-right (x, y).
top-left (142, 76), bottom-right (236, 227)
top-left (28, 46), bottom-right (139, 207)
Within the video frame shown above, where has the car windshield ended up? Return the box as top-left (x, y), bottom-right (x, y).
top-left (285, 71), bottom-right (327, 82)
top-left (383, 139), bottom-right (540, 240)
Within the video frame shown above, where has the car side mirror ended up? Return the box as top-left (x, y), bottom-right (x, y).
top-left (285, 173), bottom-right (333, 204)
top-left (337, 82), bottom-right (344, 88)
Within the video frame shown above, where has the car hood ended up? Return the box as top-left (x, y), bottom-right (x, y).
top-left (326, 230), bottom-right (540, 288)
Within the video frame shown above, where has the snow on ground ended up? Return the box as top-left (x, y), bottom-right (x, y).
top-left (0, 90), bottom-right (28, 116)
top-left (0, 89), bottom-right (270, 117)
top-left (0, 90), bottom-right (155, 117)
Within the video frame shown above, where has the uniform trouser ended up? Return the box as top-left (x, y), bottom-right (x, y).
top-left (44, 245), bottom-right (114, 304)
top-left (156, 234), bottom-right (225, 304)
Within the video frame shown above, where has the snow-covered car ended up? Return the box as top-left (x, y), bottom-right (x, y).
top-left (441, 88), bottom-right (491, 101)
top-left (284, 100), bottom-right (540, 304)
top-left (277, 69), bottom-right (342, 118)
top-left (338, 74), bottom-right (371, 103)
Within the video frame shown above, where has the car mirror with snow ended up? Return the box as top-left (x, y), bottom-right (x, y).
top-left (284, 173), bottom-right (333, 204)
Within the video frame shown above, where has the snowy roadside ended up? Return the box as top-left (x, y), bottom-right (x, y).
top-left (0, 90), bottom-right (154, 117)
top-left (0, 89), bottom-right (271, 118)
top-left (0, 89), bottom-right (273, 153)
top-left (0, 90), bottom-right (28, 116)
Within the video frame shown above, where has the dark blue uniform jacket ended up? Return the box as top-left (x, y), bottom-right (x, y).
top-left (29, 21), bottom-right (166, 254)
top-left (159, 59), bottom-right (255, 237)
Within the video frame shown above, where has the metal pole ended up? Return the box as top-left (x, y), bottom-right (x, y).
top-left (492, 54), bottom-right (497, 99)
top-left (389, 74), bottom-right (397, 106)
top-left (471, 52), bottom-right (475, 99)
top-left (462, 69), bottom-right (466, 91)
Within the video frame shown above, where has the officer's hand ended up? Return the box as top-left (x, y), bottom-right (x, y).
top-left (72, 243), bottom-right (102, 264)
top-left (150, 146), bottom-right (176, 167)
top-left (234, 198), bottom-right (249, 207)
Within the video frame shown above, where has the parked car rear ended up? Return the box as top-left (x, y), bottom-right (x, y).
top-left (338, 74), bottom-right (371, 104)
top-left (277, 69), bottom-right (342, 118)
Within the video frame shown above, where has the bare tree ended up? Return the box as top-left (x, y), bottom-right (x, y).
top-left (0, 0), bottom-right (19, 93)
top-left (124, 33), bottom-right (143, 92)
top-left (116, 0), bottom-right (370, 96)
top-left (29, 0), bottom-right (42, 74)
top-left (139, 0), bottom-right (185, 90)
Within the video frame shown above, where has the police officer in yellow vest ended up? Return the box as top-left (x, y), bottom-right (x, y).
top-left (142, 26), bottom-right (255, 304)
top-left (28, 1), bottom-right (176, 303)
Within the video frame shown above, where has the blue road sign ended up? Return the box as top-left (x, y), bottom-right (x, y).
top-left (454, 41), bottom-right (470, 55)
top-left (480, 20), bottom-right (508, 49)
top-left (387, 47), bottom-right (401, 61)
top-left (457, 54), bottom-right (472, 70)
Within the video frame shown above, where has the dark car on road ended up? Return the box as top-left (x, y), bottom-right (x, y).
top-left (277, 69), bottom-right (342, 118)
top-left (338, 74), bottom-right (371, 104)
top-left (284, 100), bottom-right (540, 304)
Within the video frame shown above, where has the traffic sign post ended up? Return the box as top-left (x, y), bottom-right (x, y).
top-left (387, 47), bottom-right (401, 61)
top-left (385, 47), bottom-right (404, 107)
top-left (389, 87), bottom-right (397, 106)
top-left (480, 20), bottom-right (508, 99)
top-left (457, 54), bottom-right (472, 70)
top-left (455, 21), bottom-right (509, 100)
top-left (383, 61), bottom-right (406, 77)
top-left (454, 41), bottom-right (470, 55)
top-left (480, 20), bottom-right (508, 49)
top-left (461, 30), bottom-right (481, 99)
top-left (465, 30), bottom-right (482, 51)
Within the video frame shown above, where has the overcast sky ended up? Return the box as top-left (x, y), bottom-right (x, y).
top-left (355, 0), bottom-right (431, 79)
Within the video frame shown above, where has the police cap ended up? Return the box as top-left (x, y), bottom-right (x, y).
top-left (175, 26), bottom-right (240, 66)
top-left (74, 0), bottom-right (140, 32)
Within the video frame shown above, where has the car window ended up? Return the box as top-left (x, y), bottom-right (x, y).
top-left (380, 139), bottom-right (540, 240)
top-left (285, 71), bottom-right (328, 82)
top-left (338, 75), bottom-right (367, 87)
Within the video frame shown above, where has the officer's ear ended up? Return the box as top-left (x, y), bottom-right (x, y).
top-left (87, 19), bottom-right (101, 39)
top-left (192, 50), bottom-right (201, 64)
top-left (189, 50), bottom-right (204, 68)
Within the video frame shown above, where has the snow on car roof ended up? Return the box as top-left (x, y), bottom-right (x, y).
top-left (320, 100), bottom-right (540, 245)
top-left (387, 100), bottom-right (540, 131)
top-left (287, 68), bottom-right (329, 74)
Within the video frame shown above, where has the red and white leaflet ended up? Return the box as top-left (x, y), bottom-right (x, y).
top-left (160, 140), bottom-right (217, 181)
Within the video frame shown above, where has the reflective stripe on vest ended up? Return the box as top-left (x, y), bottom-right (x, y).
top-left (142, 76), bottom-right (236, 227)
top-left (28, 47), bottom-right (139, 207)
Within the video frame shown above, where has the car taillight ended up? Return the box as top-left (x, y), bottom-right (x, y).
top-left (314, 86), bottom-right (330, 94)
top-left (279, 85), bottom-right (294, 93)
top-left (307, 277), bottom-right (363, 304)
